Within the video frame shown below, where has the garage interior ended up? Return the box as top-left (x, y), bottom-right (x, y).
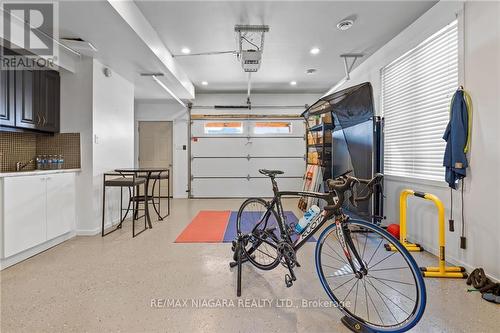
top-left (0, 1), bottom-right (499, 332)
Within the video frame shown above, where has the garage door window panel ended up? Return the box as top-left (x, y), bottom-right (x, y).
top-left (204, 122), bottom-right (244, 135)
top-left (253, 122), bottom-right (292, 135)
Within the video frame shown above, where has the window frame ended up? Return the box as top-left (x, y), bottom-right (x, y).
top-left (381, 19), bottom-right (460, 184)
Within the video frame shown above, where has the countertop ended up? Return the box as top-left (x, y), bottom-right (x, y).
top-left (0, 168), bottom-right (81, 178)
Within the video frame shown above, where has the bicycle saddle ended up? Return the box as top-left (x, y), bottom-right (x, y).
top-left (259, 169), bottom-right (284, 177)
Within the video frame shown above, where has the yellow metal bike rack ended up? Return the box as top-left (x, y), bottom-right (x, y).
top-left (385, 189), bottom-right (467, 278)
top-left (384, 190), bottom-right (424, 252)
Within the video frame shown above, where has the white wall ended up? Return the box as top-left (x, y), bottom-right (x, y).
top-left (60, 57), bottom-right (135, 234)
top-left (327, 1), bottom-right (500, 279)
top-left (92, 60), bottom-right (135, 229)
top-left (59, 56), bottom-right (94, 234)
top-left (134, 100), bottom-right (189, 198)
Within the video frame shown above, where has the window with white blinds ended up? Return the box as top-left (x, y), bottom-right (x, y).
top-left (382, 20), bottom-right (458, 181)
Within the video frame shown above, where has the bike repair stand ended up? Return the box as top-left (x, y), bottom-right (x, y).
top-left (229, 237), bottom-right (250, 297)
top-left (341, 316), bottom-right (375, 333)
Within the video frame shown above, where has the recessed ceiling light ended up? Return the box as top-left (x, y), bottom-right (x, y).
top-left (337, 19), bottom-right (354, 31)
top-left (181, 47), bottom-right (191, 54)
top-left (306, 68), bottom-right (317, 75)
top-left (201, 81), bottom-right (208, 86)
top-left (310, 47), bottom-right (320, 55)
top-left (290, 81), bottom-right (297, 86)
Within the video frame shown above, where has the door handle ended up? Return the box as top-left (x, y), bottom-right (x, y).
top-left (42, 115), bottom-right (46, 126)
top-left (36, 113), bottom-right (41, 125)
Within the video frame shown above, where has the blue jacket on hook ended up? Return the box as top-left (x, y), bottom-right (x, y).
top-left (443, 89), bottom-right (471, 189)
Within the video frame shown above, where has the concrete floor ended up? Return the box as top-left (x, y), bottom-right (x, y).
top-left (1, 199), bottom-right (498, 332)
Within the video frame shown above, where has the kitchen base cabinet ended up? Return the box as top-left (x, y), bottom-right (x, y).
top-left (46, 173), bottom-right (75, 240)
top-left (1, 171), bottom-right (76, 262)
top-left (3, 175), bottom-right (47, 257)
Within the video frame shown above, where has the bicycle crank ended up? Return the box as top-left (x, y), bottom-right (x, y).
top-left (277, 241), bottom-right (297, 268)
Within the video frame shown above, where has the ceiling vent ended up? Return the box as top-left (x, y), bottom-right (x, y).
top-left (337, 19), bottom-right (354, 31)
top-left (60, 37), bottom-right (97, 55)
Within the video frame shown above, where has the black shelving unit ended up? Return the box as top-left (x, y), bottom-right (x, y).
top-left (301, 82), bottom-right (384, 223)
top-left (306, 119), bottom-right (333, 189)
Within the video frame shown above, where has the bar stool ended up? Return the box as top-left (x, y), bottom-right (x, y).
top-left (149, 170), bottom-right (170, 220)
top-left (101, 172), bottom-right (148, 237)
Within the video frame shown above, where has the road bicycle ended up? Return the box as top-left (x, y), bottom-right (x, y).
top-left (230, 169), bottom-right (426, 332)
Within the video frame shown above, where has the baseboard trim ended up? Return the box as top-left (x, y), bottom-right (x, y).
top-left (1, 231), bottom-right (76, 270)
top-left (409, 237), bottom-right (499, 282)
top-left (75, 227), bottom-right (101, 236)
top-left (76, 217), bottom-right (121, 236)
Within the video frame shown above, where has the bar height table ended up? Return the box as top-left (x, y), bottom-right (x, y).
top-left (115, 167), bottom-right (169, 229)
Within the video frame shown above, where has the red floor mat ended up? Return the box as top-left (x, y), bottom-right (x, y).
top-left (174, 210), bottom-right (231, 243)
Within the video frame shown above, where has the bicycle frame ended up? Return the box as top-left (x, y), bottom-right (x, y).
top-left (257, 177), bottom-right (367, 275)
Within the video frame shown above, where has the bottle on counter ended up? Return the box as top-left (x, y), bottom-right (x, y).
top-left (41, 155), bottom-right (47, 170)
top-left (48, 155), bottom-right (54, 170)
top-left (36, 156), bottom-right (42, 170)
top-left (58, 155), bottom-right (64, 169)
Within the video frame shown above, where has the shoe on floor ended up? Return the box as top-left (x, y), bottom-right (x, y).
top-left (482, 293), bottom-right (500, 304)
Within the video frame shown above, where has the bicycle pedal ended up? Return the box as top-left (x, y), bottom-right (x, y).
top-left (285, 274), bottom-right (293, 288)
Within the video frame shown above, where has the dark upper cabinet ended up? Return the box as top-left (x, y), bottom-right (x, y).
top-left (11, 65), bottom-right (60, 133)
top-left (0, 70), bottom-right (16, 127)
top-left (1, 47), bottom-right (60, 133)
top-left (15, 69), bottom-right (38, 130)
top-left (38, 70), bottom-right (60, 132)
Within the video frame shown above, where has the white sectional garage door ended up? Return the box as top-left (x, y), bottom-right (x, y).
top-left (190, 117), bottom-right (306, 197)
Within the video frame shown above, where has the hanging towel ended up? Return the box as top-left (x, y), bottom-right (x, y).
top-left (442, 89), bottom-right (472, 188)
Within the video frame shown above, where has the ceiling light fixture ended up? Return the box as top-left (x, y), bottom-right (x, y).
top-left (310, 47), bottom-right (320, 55)
top-left (181, 47), bottom-right (191, 54)
top-left (290, 81), bottom-right (297, 86)
top-left (201, 81), bottom-right (208, 86)
top-left (141, 73), bottom-right (186, 108)
top-left (337, 19), bottom-right (354, 31)
top-left (306, 69), bottom-right (317, 75)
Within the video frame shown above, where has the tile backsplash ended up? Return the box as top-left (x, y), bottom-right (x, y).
top-left (0, 132), bottom-right (81, 172)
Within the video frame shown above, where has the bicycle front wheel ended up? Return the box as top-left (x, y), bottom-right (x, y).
top-left (236, 198), bottom-right (281, 270)
top-left (315, 219), bottom-right (426, 332)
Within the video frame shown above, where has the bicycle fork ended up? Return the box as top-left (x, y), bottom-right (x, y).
top-left (335, 219), bottom-right (367, 279)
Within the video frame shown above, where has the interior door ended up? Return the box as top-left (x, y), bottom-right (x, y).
top-left (139, 121), bottom-right (173, 196)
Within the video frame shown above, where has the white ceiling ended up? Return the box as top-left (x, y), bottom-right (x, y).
top-left (58, 1), bottom-right (437, 99)
top-left (58, 1), bottom-right (185, 99)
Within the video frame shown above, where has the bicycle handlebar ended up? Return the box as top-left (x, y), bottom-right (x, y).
top-left (325, 172), bottom-right (384, 212)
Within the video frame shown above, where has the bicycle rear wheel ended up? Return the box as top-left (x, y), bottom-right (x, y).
top-left (315, 219), bottom-right (426, 332)
top-left (236, 198), bottom-right (281, 270)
